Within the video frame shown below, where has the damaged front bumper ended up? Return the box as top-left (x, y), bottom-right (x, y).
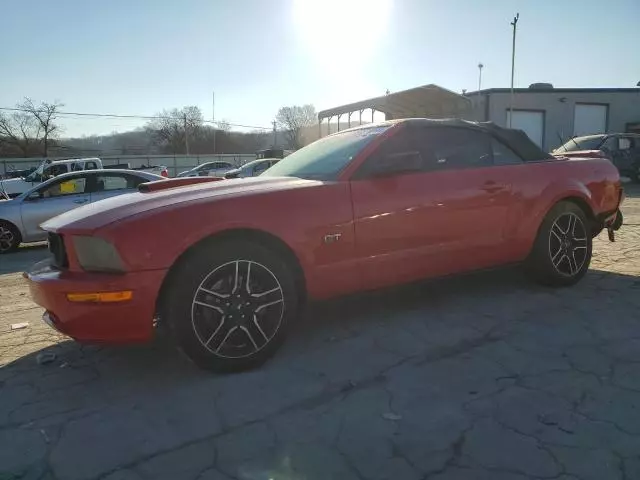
top-left (601, 209), bottom-right (623, 242)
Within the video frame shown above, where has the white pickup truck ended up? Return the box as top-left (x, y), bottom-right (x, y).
top-left (0, 158), bottom-right (168, 198)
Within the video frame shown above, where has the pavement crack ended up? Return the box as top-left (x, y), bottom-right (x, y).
top-left (421, 422), bottom-right (473, 480)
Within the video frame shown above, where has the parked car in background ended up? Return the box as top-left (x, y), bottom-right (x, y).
top-left (0, 169), bottom-right (164, 253)
top-left (553, 133), bottom-right (640, 181)
top-left (224, 159), bottom-right (280, 179)
top-left (26, 119), bottom-right (623, 372)
top-left (176, 161), bottom-right (235, 178)
top-left (256, 148), bottom-right (293, 159)
top-left (0, 158), bottom-right (168, 198)
top-left (105, 163), bottom-right (169, 178)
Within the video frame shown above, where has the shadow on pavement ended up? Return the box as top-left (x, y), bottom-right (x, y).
top-left (3, 266), bottom-right (638, 379)
top-left (2, 265), bottom-right (639, 479)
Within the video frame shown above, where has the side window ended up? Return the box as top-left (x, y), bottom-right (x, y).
top-left (602, 137), bottom-right (619, 152)
top-left (71, 162), bottom-right (83, 172)
top-left (253, 163), bottom-right (270, 175)
top-left (619, 137), bottom-right (632, 151)
top-left (85, 161), bottom-right (98, 170)
top-left (355, 130), bottom-right (424, 179)
top-left (492, 139), bottom-right (524, 166)
top-left (39, 177), bottom-right (87, 198)
top-left (413, 128), bottom-right (493, 171)
top-left (45, 164), bottom-right (68, 179)
top-left (92, 174), bottom-right (140, 192)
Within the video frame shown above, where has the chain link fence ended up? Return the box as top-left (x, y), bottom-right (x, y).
top-left (1, 154), bottom-right (257, 178)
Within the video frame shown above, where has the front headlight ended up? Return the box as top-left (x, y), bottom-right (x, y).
top-left (73, 236), bottom-right (125, 273)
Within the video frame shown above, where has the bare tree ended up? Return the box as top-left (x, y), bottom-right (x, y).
top-left (217, 119), bottom-right (231, 132)
top-left (0, 110), bottom-right (38, 156)
top-left (18, 98), bottom-right (63, 157)
top-left (275, 104), bottom-right (317, 149)
top-left (0, 98), bottom-right (62, 156)
top-left (146, 106), bottom-right (203, 154)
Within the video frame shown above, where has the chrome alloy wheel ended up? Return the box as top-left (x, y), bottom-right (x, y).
top-left (190, 260), bottom-right (285, 358)
top-left (0, 225), bottom-right (15, 253)
top-left (548, 212), bottom-right (588, 277)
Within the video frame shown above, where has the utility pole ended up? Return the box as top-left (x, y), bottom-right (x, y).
top-left (212, 91), bottom-right (216, 155)
top-left (478, 63), bottom-right (484, 91)
top-left (272, 120), bottom-right (277, 147)
top-left (509, 13), bottom-right (519, 128)
top-left (184, 113), bottom-right (190, 155)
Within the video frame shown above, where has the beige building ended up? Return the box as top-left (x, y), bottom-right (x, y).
top-left (466, 86), bottom-right (640, 151)
top-left (318, 84), bottom-right (640, 152)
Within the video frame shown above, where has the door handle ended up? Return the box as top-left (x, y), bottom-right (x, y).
top-left (73, 198), bottom-right (88, 204)
top-left (482, 181), bottom-right (504, 194)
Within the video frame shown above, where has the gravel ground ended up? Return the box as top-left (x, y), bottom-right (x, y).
top-left (1, 187), bottom-right (640, 480)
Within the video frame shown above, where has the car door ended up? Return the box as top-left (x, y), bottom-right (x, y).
top-left (88, 172), bottom-right (144, 203)
top-left (212, 162), bottom-right (233, 176)
top-left (350, 126), bottom-right (515, 290)
top-left (20, 174), bottom-right (90, 240)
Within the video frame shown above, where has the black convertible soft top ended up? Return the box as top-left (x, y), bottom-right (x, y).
top-left (370, 118), bottom-right (553, 162)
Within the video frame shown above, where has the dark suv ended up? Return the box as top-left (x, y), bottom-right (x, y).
top-left (553, 133), bottom-right (640, 181)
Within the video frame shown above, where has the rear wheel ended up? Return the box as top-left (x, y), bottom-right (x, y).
top-left (526, 202), bottom-right (592, 287)
top-left (0, 221), bottom-right (21, 254)
top-left (162, 240), bottom-right (299, 372)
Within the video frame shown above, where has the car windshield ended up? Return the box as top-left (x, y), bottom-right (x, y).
top-left (24, 163), bottom-right (46, 182)
top-left (553, 136), bottom-right (606, 153)
top-left (239, 160), bottom-right (262, 171)
top-left (262, 126), bottom-right (391, 180)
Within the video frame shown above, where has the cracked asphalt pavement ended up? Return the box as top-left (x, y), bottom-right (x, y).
top-left (2, 186), bottom-right (640, 480)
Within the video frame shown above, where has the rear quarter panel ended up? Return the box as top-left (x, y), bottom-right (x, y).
top-left (508, 156), bottom-right (620, 259)
top-left (96, 182), bottom-right (358, 299)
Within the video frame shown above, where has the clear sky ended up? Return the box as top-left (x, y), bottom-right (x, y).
top-left (1, 0), bottom-right (638, 137)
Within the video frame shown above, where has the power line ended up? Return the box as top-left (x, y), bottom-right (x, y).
top-left (0, 106), bottom-right (270, 130)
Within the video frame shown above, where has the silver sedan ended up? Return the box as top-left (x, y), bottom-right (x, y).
top-left (0, 169), bottom-right (164, 253)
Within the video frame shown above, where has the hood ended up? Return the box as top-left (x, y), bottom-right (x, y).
top-left (224, 168), bottom-right (241, 177)
top-left (0, 197), bottom-right (19, 207)
top-left (42, 176), bottom-right (322, 233)
top-left (0, 177), bottom-right (25, 184)
top-left (0, 177), bottom-right (30, 195)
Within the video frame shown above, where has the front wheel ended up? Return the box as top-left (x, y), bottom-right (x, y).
top-left (162, 240), bottom-right (300, 372)
top-left (526, 202), bottom-right (592, 287)
top-left (0, 221), bottom-right (21, 254)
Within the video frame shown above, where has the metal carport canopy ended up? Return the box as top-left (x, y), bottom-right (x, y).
top-left (317, 84), bottom-right (471, 120)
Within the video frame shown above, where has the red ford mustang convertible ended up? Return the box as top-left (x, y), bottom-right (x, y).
top-left (26, 119), bottom-right (623, 371)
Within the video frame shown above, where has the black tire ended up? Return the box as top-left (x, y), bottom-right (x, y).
top-left (162, 239), bottom-right (299, 372)
top-left (0, 221), bottom-right (21, 254)
top-left (526, 202), bottom-right (592, 287)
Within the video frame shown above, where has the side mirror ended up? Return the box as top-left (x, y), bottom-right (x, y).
top-left (26, 191), bottom-right (42, 201)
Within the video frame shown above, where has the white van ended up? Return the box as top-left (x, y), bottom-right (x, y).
top-left (0, 158), bottom-right (103, 198)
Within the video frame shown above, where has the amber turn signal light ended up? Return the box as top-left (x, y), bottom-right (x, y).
top-left (66, 291), bottom-right (133, 303)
